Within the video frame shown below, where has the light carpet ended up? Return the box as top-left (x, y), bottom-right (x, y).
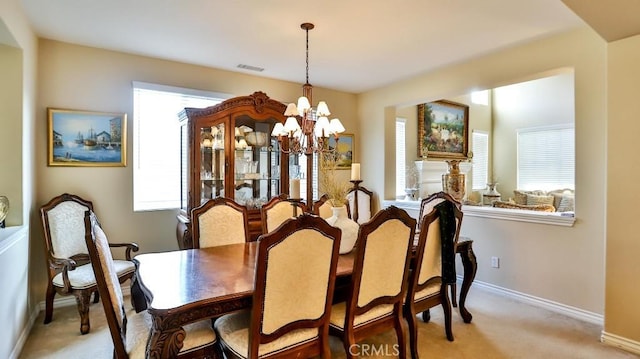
top-left (19, 286), bottom-right (638, 358)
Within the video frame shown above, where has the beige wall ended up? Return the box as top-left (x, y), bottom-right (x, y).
top-left (606, 33), bottom-right (640, 342)
top-left (492, 70), bottom-right (575, 198)
top-left (359, 27), bottom-right (608, 317)
top-left (32, 39), bottom-right (358, 304)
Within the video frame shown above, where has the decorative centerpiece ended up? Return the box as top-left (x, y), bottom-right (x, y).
top-left (442, 159), bottom-right (466, 201)
top-left (320, 153), bottom-right (358, 254)
top-left (482, 183), bottom-right (501, 205)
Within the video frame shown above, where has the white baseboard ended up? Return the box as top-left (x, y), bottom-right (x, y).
top-left (37, 285), bottom-right (131, 311)
top-left (467, 277), bottom-right (604, 325)
top-left (601, 331), bottom-right (640, 355)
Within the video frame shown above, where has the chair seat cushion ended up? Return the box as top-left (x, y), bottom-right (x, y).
top-left (329, 302), bottom-right (393, 330)
top-left (127, 309), bottom-right (216, 358)
top-left (52, 260), bottom-right (135, 289)
top-left (214, 309), bottom-right (319, 358)
top-left (414, 281), bottom-right (441, 301)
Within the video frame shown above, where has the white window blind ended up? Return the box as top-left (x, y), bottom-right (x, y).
top-left (472, 131), bottom-right (489, 190)
top-left (297, 153), bottom-right (319, 202)
top-left (517, 125), bottom-right (575, 191)
top-left (396, 118), bottom-right (406, 197)
top-left (133, 82), bottom-right (230, 211)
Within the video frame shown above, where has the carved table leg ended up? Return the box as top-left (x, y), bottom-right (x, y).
top-left (457, 240), bottom-right (477, 323)
top-left (147, 321), bottom-right (186, 359)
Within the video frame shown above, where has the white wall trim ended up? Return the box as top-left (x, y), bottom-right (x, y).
top-left (601, 331), bottom-right (640, 355)
top-left (37, 284), bottom-right (131, 311)
top-left (9, 303), bottom-right (39, 359)
top-left (469, 278), bottom-right (603, 325)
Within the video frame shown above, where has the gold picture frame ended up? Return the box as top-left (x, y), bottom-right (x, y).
top-left (418, 100), bottom-right (469, 160)
top-left (47, 108), bottom-right (127, 167)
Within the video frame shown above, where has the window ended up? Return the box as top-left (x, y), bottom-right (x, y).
top-left (133, 82), bottom-right (230, 211)
top-left (472, 131), bottom-right (489, 190)
top-left (517, 124), bottom-right (575, 191)
top-left (396, 118), bottom-right (406, 197)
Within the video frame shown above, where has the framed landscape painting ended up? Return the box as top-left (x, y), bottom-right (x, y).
top-left (47, 108), bottom-right (127, 167)
top-left (418, 100), bottom-right (469, 160)
top-left (323, 133), bottom-right (354, 169)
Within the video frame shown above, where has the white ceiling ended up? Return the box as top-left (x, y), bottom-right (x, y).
top-left (20, 0), bottom-right (586, 93)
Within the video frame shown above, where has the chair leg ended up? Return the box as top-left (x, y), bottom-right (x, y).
top-left (44, 283), bottom-right (56, 324)
top-left (442, 290), bottom-right (454, 342)
top-left (404, 305), bottom-right (420, 359)
top-left (395, 311), bottom-right (408, 359)
top-left (450, 283), bottom-right (458, 307)
top-left (420, 309), bottom-right (431, 323)
top-left (343, 333), bottom-right (357, 359)
top-left (75, 291), bottom-right (92, 334)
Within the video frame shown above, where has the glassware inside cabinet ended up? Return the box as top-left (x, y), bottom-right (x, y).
top-left (200, 124), bottom-right (225, 204)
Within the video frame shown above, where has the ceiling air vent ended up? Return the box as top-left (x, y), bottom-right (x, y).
top-left (237, 64), bottom-right (264, 72)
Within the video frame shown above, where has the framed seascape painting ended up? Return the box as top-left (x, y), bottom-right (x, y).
top-left (418, 99), bottom-right (469, 160)
top-left (47, 108), bottom-right (127, 167)
top-left (323, 133), bottom-right (354, 169)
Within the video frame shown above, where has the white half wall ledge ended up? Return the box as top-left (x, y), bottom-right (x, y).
top-left (600, 331), bottom-right (640, 356)
top-left (382, 200), bottom-right (576, 227)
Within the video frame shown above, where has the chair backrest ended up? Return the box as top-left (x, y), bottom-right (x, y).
top-left (40, 193), bottom-right (94, 266)
top-left (312, 194), bottom-right (334, 219)
top-left (413, 209), bottom-right (444, 289)
top-left (249, 214), bottom-right (342, 358)
top-left (346, 186), bottom-right (373, 224)
top-left (348, 206), bottom-right (416, 316)
top-left (260, 194), bottom-right (306, 234)
top-left (83, 210), bottom-right (128, 358)
top-left (191, 197), bottom-right (249, 248)
top-left (417, 191), bottom-right (462, 233)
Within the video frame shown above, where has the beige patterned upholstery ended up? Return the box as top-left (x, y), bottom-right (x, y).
top-left (215, 214), bottom-right (341, 359)
top-left (317, 201), bottom-right (333, 219)
top-left (40, 193), bottom-right (138, 335)
top-left (260, 195), bottom-right (306, 234)
top-left (48, 201), bottom-right (90, 258)
top-left (84, 211), bottom-right (216, 358)
top-left (417, 217), bottom-right (442, 287)
top-left (191, 198), bottom-right (249, 248)
top-left (329, 206), bottom-right (415, 359)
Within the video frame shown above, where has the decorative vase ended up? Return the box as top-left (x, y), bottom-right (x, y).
top-left (482, 183), bottom-right (501, 206)
top-left (326, 205), bottom-right (359, 254)
top-left (442, 160), bottom-right (466, 201)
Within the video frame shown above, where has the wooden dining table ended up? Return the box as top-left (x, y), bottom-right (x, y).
top-left (131, 240), bottom-right (476, 358)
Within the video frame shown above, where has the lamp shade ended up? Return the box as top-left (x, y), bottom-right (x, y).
top-left (314, 116), bottom-right (331, 138)
top-left (284, 117), bottom-right (302, 133)
top-left (284, 103), bottom-right (299, 117)
top-left (329, 118), bottom-right (346, 134)
top-left (297, 96), bottom-right (311, 115)
top-left (271, 123), bottom-right (285, 136)
top-left (316, 101), bottom-right (330, 116)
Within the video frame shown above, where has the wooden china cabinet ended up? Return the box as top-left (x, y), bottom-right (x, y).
top-left (176, 92), bottom-right (292, 248)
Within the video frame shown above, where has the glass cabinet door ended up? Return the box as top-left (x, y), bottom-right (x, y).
top-left (233, 121), bottom-right (282, 208)
top-left (200, 123), bottom-right (225, 204)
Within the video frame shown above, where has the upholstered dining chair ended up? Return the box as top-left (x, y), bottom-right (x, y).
top-left (312, 194), bottom-right (334, 219)
top-left (83, 211), bottom-right (217, 359)
top-left (346, 185), bottom-right (373, 224)
top-left (191, 197), bottom-right (249, 248)
top-left (404, 207), bottom-right (457, 359)
top-left (260, 194), bottom-right (307, 234)
top-left (329, 205), bottom-right (416, 359)
top-left (214, 214), bottom-right (342, 358)
top-left (417, 191), bottom-right (464, 305)
top-left (39, 193), bottom-right (138, 334)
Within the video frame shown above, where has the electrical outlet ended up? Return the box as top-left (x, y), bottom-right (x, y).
top-left (491, 256), bottom-right (500, 268)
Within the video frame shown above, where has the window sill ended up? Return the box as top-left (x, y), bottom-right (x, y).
top-left (383, 200), bottom-right (576, 227)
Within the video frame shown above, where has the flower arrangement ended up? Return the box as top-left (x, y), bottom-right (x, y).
top-left (319, 152), bottom-right (351, 207)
